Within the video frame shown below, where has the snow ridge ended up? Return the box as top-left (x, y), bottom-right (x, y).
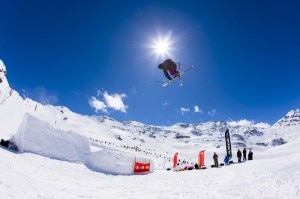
top-left (273, 109), bottom-right (300, 127)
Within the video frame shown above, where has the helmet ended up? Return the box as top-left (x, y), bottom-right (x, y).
top-left (158, 64), bottom-right (163, 69)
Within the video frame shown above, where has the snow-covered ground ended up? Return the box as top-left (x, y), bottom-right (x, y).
top-left (1, 140), bottom-right (300, 199)
top-left (1, 60), bottom-right (300, 198)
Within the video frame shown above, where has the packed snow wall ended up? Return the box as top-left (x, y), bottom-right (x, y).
top-left (89, 148), bottom-right (154, 175)
top-left (13, 113), bottom-right (153, 175)
top-left (13, 113), bottom-right (90, 164)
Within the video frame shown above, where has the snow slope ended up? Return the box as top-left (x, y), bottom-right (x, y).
top-left (1, 60), bottom-right (300, 198)
top-left (1, 138), bottom-right (300, 199)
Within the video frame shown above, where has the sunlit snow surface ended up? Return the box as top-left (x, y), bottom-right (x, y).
top-left (1, 60), bottom-right (300, 198)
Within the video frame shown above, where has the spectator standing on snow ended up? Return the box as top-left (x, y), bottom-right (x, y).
top-left (213, 152), bottom-right (219, 167)
top-left (248, 149), bottom-right (253, 160)
top-left (243, 148), bottom-right (247, 161)
top-left (237, 149), bottom-right (242, 162)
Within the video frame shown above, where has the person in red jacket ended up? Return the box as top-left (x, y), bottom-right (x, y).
top-left (158, 59), bottom-right (180, 81)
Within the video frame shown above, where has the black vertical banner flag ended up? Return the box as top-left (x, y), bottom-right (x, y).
top-left (225, 129), bottom-right (232, 158)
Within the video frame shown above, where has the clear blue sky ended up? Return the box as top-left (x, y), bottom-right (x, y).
top-left (1, 0), bottom-right (299, 125)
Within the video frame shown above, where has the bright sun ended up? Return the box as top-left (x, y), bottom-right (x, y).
top-left (149, 31), bottom-right (174, 58)
top-left (153, 38), bottom-right (171, 56)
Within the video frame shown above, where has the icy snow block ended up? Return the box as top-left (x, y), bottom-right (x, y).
top-left (89, 148), bottom-right (154, 175)
top-left (14, 113), bottom-right (90, 163)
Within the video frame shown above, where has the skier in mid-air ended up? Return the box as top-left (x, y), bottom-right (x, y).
top-left (158, 59), bottom-right (180, 81)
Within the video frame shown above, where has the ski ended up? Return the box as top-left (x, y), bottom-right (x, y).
top-left (162, 65), bottom-right (194, 87)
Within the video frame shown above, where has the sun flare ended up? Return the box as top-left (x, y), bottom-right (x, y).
top-left (153, 38), bottom-right (171, 56)
top-left (149, 31), bottom-right (174, 59)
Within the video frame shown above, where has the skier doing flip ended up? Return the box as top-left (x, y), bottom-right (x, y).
top-left (158, 59), bottom-right (180, 81)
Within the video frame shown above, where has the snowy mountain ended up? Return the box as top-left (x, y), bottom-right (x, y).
top-left (273, 109), bottom-right (300, 127)
top-left (1, 60), bottom-right (300, 198)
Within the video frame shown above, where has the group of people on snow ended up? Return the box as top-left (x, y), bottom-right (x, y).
top-left (237, 148), bottom-right (253, 162)
top-left (0, 139), bottom-right (18, 151)
top-left (212, 148), bottom-right (253, 167)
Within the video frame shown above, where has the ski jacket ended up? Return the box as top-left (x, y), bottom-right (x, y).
top-left (224, 155), bottom-right (230, 164)
top-left (159, 59), bottom-right (177, 80)
top-left (213, 153), bottom-right (218, 160)
top-left (237, 150), bottom-right (242, 158)
top-left (248, 151), bottom-right (253, 160)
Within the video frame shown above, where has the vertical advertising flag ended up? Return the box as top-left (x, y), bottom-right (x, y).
top-left (199, 150), bottom-right (205, 167)
top-left (173, 152), bottom-right (178, 168)
top-left (225, 129), bottom-right (232, 158)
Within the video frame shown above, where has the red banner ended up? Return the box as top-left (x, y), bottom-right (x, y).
top-left (134, 160), bottom-right (150, 174)
top-left (199, 150), bottom-right (205, 167)
top-left (173, 152), bottom-right (178, 168)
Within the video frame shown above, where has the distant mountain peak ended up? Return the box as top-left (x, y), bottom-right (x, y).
top-left (0, 60), bottom-right (10, 94)
top-left (273, 109), bottom-right (300, 127)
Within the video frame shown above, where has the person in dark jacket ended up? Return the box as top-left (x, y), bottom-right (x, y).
top-left (248, 149), bottom-right (253, 160)
top-left (158, 59), bottom-right (180, 80)
top-left (0, 139), bottom-right (18, 151)
top-left (213, 152), bottom-right (219, 167)
top-left (0, 139), bottom-right (9, 147)
top-left (243, 148), bottom-right (247, 161)
top-left (237, 149), bottom-right (242, 162)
